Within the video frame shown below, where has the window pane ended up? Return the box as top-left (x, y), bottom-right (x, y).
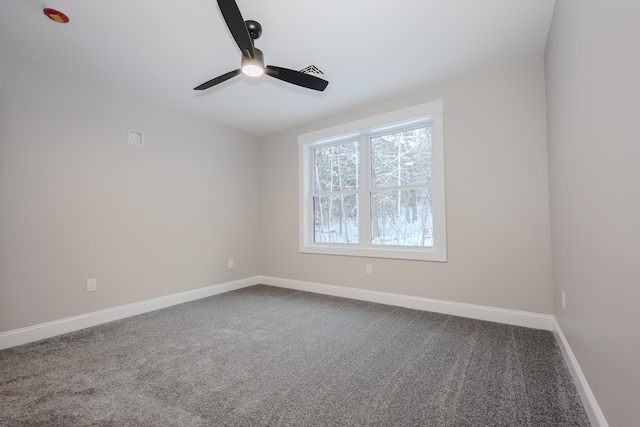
top-left (371, 126), bottom-right (432, 188)
top-left (314, 194), bottom-right (359, 244)
top-left (371, 188), bottom-right (433, 247)
top-left (313, 141), bottom-right (359, 193)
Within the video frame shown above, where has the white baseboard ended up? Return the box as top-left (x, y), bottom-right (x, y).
top-left (0, 276), bottom-right (258, 351)
top-left (258, 276), bottom-right (555, 331)
top-left (0, 276), bottom-right (553, 351)
top-left (553, 319), bottom-right (609, 427)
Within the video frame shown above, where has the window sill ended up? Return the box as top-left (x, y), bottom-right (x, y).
top-left (299, 244), bottom-right (447, 262)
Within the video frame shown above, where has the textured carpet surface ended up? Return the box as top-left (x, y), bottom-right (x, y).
top-left (1, 285), bottom-right (590, 426)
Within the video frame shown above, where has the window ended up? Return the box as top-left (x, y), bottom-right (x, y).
top-left (299, 100), bottom-right (446, 261)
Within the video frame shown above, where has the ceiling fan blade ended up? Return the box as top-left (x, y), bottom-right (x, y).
top-left (265, 66), bottom-right (329, 92)
top-left (217, 0), bottom-right (255, 58)
top-left (194, 69), bottom-right (241, 90)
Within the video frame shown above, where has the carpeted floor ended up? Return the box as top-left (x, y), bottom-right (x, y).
top-left (0, 285), bottom-right (590, 426)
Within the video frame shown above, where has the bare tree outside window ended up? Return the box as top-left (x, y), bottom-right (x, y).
top-left (370, 126), bottom-right (433, 247)
top-left (312, 141), bottom-right (359, 244)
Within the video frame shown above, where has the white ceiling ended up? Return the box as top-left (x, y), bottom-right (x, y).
top-left (0, 0), bottom-right (556, 136)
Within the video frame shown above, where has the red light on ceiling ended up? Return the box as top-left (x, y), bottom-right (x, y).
top-left (43, 7), bottom-right (70, 23)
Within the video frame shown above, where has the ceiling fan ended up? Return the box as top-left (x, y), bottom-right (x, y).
top-left (194, 0), bottom-right (329, 92)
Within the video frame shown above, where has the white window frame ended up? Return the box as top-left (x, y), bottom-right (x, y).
top-left (298, 100), bottom-right (447, 262)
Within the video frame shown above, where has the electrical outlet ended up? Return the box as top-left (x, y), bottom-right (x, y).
top-left (228, 259), bottom-right (234, 269)
top-left (562, 291), bottom-right (566, 310)
top-left (87, 278), bottom-right (97, 292)
top-left (365, 264), bottom-right (372, 275)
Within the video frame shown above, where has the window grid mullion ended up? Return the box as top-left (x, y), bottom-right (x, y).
top-left (359, 134), bottom-right (371, 249)
top-left (308, 145), bottom-right (316, 243)
top-left (371, 183), bottom-right (433, 192)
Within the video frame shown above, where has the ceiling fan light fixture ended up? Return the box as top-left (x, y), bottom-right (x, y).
top-left (241, 61), bottom-right (264, 77)
top-left (241, 49), bottom-right (264, 77)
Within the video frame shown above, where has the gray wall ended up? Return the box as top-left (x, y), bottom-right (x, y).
top-left (544, 0), bottom-right (640, 425)
top-left (0, 49), bottom-right (261, 332)
top-left (259, 59), bottom-right (554, 315)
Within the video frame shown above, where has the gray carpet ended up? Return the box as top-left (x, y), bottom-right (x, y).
top-left (1, 285), bottom-right (590, 426)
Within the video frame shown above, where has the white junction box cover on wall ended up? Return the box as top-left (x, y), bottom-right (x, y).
top-left (128, 129), bottom-right (143, 146)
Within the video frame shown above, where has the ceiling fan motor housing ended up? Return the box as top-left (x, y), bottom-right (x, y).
top-left (245, 20), bottom-right (262, 40)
